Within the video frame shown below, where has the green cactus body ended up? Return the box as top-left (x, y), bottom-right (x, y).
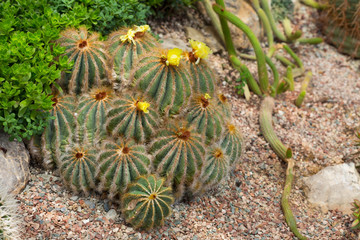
top-left (59, 144), bottom-right (98, 195)
top-left (320, 0), bottom-right (360, 58)
top-left (216, 93), bottom-right (232, 119)
top-left (107, 26), bottom-right (158, 87)
top-left (186, 94), bottom-right (223, 144)
top-left (96, 138), bottom-right (150, 199)
top-left (77, 87), bottom-right (114, 143)
top-left (121, 175), bottom-right (174, 230)
top-left (221, 122), bottom-right (244, 166)
top-left (191, 145), bottom-right (229, 194)
top-left (106, 93), bottom-right (159, 143)
top-left (183, 52), bottom-right (216, 95)
top-left (130, 49), bottom-right (192, 115)
top-left (58, 27), bottom-right (109, 94)
top-left (0, 187), bottom-right (21, 240)
top-left (149, 122), bottom-right (205, 200)
top-left (41, 95), bottom-right (76, 169)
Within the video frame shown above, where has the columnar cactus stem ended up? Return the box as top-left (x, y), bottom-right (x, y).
top-left (259, 96), bottom-right (307, 240)
top-left (0, 186), bottom-right (21, 240)
top-left (295, 71), bottom-right (312, 108)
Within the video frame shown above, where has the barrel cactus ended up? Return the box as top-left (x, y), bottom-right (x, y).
top-left (221, 122), bottom-right (244, 166)
top-left (130, 48), bottom-right (192, 115)
top-left (96, 138), bottom-right (151, 200)
top-left (149, 122), bottom-right (206, 200)
top-left (58, 27), bottom-right (110, 94)
top-left (41, 94), bottom-right (77, 169)
top-left (186, 93), bottom-right (224, 144)
top-left (0, 186), bottom-right (21, 240)
top-left (107, 25), bottom-right (159, 88)
top-left (77, 87), bottom-right (114, 143)
top-left (320, 0), bottom-right (360, 58)
top-left (191, 144), bottom-right (230, 195)
top-left (121, 175), bottom-right (174, 230)
top-left (216, 93), bottom-right (232, 119)
top-left (106, 92), bottom-right (159, 143)
top-left (59, 144), bottom-right (98, 195)
top-left (183, 40), bottom-right (216, 95)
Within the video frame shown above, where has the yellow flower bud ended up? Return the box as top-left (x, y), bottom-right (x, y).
top-left (204, 93), bottom-right (211, 99)
top-left (137, 101), bottom-right (150, 113)
top-left (189, 40), bottom-right (212, 63)
top-left (135, 25), bottom-right (150, 33)
top-left (166, 48), bottom-right (183, 66)
top-left (120, 29), bottom-right (136, 43)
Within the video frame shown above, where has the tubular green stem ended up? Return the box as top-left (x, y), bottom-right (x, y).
top-left (283, 44), bottom-right (304, 70)
top-left (300, 0), bottom-right (327, 9)
top-left (265, 56), bottom-right (279, 97)
top-left (275, 54), bottom-right (296, 68)
top-left (295, 71), bottom-right (312, 107)
top-left (282, 18), bottom-right (293, 39)
top-left (251, 0), bottom-right (274, 48)
top-left (215, 0), bottom-right (236, 56)
top-left (202, 0), bottom-right (225, 45)
top-left (230, 55), bottom-right (262, 96)
top-left (213, 3), bottom-right (269, 94)
top-left (259, 97), bottom-right (308, 240)
top-left (286, 67), bottom-right (294, 91)
top-left (260, 0), bottom-right (287, 41)
top-left (297, 37), bottom-right (323, 44)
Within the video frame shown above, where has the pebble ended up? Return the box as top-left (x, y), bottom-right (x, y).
top-left (105, 209), bottom-right (118, 221)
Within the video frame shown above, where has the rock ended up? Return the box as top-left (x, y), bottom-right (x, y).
top-left (161, 38), bottom-right (190, 51)
top-left (185, 26), bottom-right (224, 53)
top-left (105, 209), bottom-right (118, 221)
top-left (0, 131), bottom-right (30, 195)
top-left (303, 162), bottom-right (360, 214)
top-left (197, 0), bottom-right (262, 49)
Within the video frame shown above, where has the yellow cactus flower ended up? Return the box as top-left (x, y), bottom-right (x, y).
top-left (137, 101), bottom-right (150, 113)
top-left (166, 48), bottom-right (183, 66)
top-left (204, 93), bottom-right (211, 99)
top-left (120, 29), bottom-right (136, 43)
top-left (135, 25), bottom-right (150, 33)
top-left (189, 39), bottom-right (212, 64)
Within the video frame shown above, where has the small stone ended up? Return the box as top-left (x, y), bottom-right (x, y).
top-left (70, 196), bottom-right (79, 201)
top-left (105, 209), bottom-right (118, 221)
top-left (85, 200), bottom-right (95, 209)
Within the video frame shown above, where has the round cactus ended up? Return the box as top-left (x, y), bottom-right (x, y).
top-left (41, 94), bottom-right (77, 169)
top-left (96, 138), bottom-right (151, 199)
top-left (121, 175), bottom-right (174, 230)
top-left (130, 48), bottom-right (192, 115)
top-left (186, 93), bottom-right (224, 144)
top-left (320, 0), bottom-right (360, 58)
top-left (191, 144), bottom-right (230, 195)
top-left (0, 186), bottom-right (21, 240)
top-left (59, 144), bottom-right (98, 195)
top-left (57, 27), bottom-right (110, 94)
top-left (183, 40), bottom-right (216, 95)
top-left (107, 25), bottom-right (159, 88)
top-left (221, 122), bottom-right (244, 166)
top-left (77, 87), bottom-right (114, 143)
top-left (149, 122), bottom-right (206, 200)
top-left (106, 92), bottom-right (159, 143)
top-left (216, 93), bottom-right (232, 119)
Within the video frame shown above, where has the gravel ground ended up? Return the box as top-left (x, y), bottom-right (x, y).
top-left (17, 4), bottom-right (360, 240)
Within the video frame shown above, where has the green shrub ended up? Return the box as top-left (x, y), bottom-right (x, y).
top-left (0, 0), bottom-right (74, 141)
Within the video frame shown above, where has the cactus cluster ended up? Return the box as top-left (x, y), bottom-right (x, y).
top-left (320, 0), bottom-right (360, 58)
top-left (0, 186), bottom-right (21, 240)
top-left (29, 25), bottom-right (244, 230)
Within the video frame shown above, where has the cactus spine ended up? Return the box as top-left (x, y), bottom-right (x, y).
top-left (58, 27), bottom-right (110, 94)
top-left (0, 186), bottom-right (21, 240)
top-left (149, 122), bottom-right (206, 200)
top-left (42, 95), bottom-right (77, 169)
top-left (186, 93), bottom-right (224, 144)
top-left (107, 25), bottom-right (159, 87)
top-left (121, 175), bottom-right (174, 230)
top-left (96, 138), bottom-right (150, 200)
top-left (59, 144), bottom-right (98, 195)
top-left (221, 122), bottom-right (244, 166)
top-left (106, 93), bottom-right (159, 143)
top-left (77, 87), bottom-right (114, 143)
top-left (130, 48), bottom-right (192, 115)
top-left (320, 0), bottom-right (360, 58)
